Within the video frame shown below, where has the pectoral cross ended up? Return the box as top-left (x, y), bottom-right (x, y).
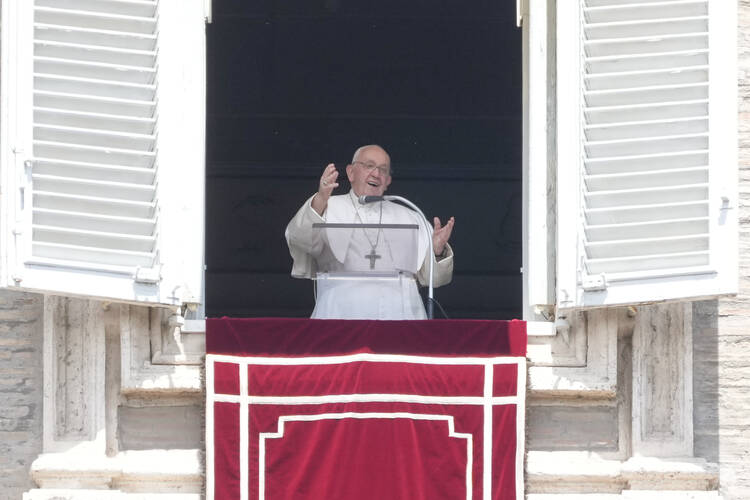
top-left (365, 248), bottom-right (381, 269)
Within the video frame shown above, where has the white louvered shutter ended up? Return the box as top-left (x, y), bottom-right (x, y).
top-left (1, 0), bottom-right (205, 306)
top-left (556, 0), bottom-right (737, 308)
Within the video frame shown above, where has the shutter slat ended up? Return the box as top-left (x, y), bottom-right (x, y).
top-left (585, 184), bottom-right (708, 209)
top-left (35, 7), bottom-right (157, 34)
top-left (586, 67), bottom-right (708, 91)
top-left (584, 133), bottom-right (707, 157)
top-left (585, 117), bottom-right (707, 141)
top-left (585, 100), bottom-right (707, 125)
top-left (34, 141), bottom-right (155, 167)
top-left (584, 2), bottom-right (707, 24)
top-left (35, 40), bottom-right (156, 67)
top-left (35, 56), bottom-right (156, 84)
top-left (585, 33), bottom-right (707, 57)
top-left (33, 224), bottom-right (156, 252)
top-left (36, 0), bottom-right (157, 18)
top-left (585, 83), bottom-right (708, 107)
top-left (35, 74), bottom-right (155, 101)
top-left (34, 124), bottom-right (155, 151)
top-left (35, 91), bottom-right (155, 118)
top-left (35, 24), bottom-right (156, 50)
top-left (34, 158), bottom-right (155, 184)
top-left (586, 201), bottom-right (708, 225)
top-left (585, 150), bottom-right (708, 174)
top-left (588, 0), bottom-right (699, 6)
top-left (33, 173), bottom-right (155, 201)
top-left (34, 207), bottom-right (155, 236)
top-left (587, 50), bottom-right (708, 74)
top-left (585, 217), bottom-right (708, 241)
top-left (34, 191), bottom-right (155, 219)
top-left (586, 251), bottom-right (709, 275)
top-left (585, 166), bottom-right (708, 191)
top-left (35, 107), bottom-right (156, 134)
top-left (585, 234), bottom-right (708, 259)
top-left (585, 16), bottom-right (707, 39)
top-left (32, 241), bottom-right (155, 267)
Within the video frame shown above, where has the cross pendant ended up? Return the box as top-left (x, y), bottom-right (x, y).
top-left (365, 248), bottom-right (381, 269)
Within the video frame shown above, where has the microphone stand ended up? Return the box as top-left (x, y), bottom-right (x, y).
top-left (381, 195), bottom-right (435, 319)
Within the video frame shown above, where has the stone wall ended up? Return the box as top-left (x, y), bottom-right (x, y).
top-left (690, 2), bottom-right (750, 499)
top-left (0, 291), bottom-right (44, 497)
top-left (721, 1), bottom-right (750, 497)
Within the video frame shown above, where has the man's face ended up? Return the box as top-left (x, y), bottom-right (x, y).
top-left (346, 147), bottom-right (392, 197)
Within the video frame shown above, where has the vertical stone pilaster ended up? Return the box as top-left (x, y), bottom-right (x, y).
top-left (43, 296), bottom-right (106, 454)
top-left (632, 302), bottom-right (693, 457)
top-left (119, 303), bottom-right (152, 392)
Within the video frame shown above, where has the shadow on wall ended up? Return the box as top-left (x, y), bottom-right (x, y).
top-left (692, 299), bottom-right (719, 464)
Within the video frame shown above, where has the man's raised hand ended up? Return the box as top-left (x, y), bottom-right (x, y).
top-left (432, 216), bottom-right (455, 256)
top-left (311, 163), bottom-right (339, 216)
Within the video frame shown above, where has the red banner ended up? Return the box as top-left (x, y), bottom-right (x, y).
top-left (207, 318), bottom-right (526, 500)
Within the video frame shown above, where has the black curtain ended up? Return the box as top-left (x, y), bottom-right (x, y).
top-left (206, 0), bottom-right (522, 318)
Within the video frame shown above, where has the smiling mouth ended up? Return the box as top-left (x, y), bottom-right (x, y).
top-left (367, 181), bottom-right (380, 187)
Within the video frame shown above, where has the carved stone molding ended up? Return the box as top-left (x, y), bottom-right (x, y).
top-left (632, 302), bottom-right (693, 457)
top-left (528, 308), bottom-right (622, 397)
top-left (528, 311), bottom-right (588, 367)
top-left (119, 304), bottom-right (201, 394)
top-left (149, 308), bottom-right (204, 365)
top-left (43, 296), bottom-right (106, 454)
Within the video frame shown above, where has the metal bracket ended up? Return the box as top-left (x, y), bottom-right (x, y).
top-left (135, 266), bottom-right (161, 284)
top-left (582, 273), bottom-right (607, 292)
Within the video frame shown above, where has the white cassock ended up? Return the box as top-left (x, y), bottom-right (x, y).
top-left (285, 190), bottom-right (453, 320)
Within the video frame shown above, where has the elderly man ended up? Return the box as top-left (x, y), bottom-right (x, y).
top-left (285, 144), bottom-right (455, 320)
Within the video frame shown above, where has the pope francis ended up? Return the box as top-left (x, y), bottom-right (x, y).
top-left (285, 145), bottom-right (455, 319)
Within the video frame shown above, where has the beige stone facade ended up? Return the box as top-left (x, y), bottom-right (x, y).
top-left (0, 292), bottom-right (42, 497)
top-left (702, 2), bottom-right (750, 496)
top-left (1, 1), bottom-right (749, 499)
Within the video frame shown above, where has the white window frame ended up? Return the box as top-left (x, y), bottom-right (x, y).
top-left (0, 0), bottom-right (206, 307)
top-left (522, 0), bottom-right (555, 321)
top-left (525, 0), bottom-right (740, 312)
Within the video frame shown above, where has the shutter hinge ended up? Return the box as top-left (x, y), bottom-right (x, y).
top-left (204, 0), bottom-right (212, 23)
top-left (582, 273), bottom-right (607, 292)
top-left (135, 266), bottom-right (161, 284)
top-left (720, 194), bottom-right (734, 210)
top-left (516, 0), bottom-right (525, 27)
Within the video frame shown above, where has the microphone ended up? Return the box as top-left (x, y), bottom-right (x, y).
top-left (358, 195), bottom-right (384, 204)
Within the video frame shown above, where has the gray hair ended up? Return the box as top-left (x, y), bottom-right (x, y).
top-left (351, 144), bottom-right (393, 174)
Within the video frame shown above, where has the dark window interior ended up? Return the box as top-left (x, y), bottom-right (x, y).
top-left (205, 0), bottom-right (522, 318)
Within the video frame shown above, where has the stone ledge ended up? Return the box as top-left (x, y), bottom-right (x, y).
top-left (24, 491), bottom-right (201, 500)
top-left (121, 365), bottom-right (202, 395)
top-left (527, 452), bottom-right (719, 495)
top-left (528, 365), bottom-right (618, 398)
top-left (528, 496), bottom-right (623, 500)
top-left (528, 493), bottom-right (721, 500)
top-left (30, 450), bottom-right (202, 494)
top-left (621, 457), bottom-right (719, 490)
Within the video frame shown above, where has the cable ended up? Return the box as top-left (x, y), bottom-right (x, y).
top-left (427, 297), bottom-right (450, 319)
